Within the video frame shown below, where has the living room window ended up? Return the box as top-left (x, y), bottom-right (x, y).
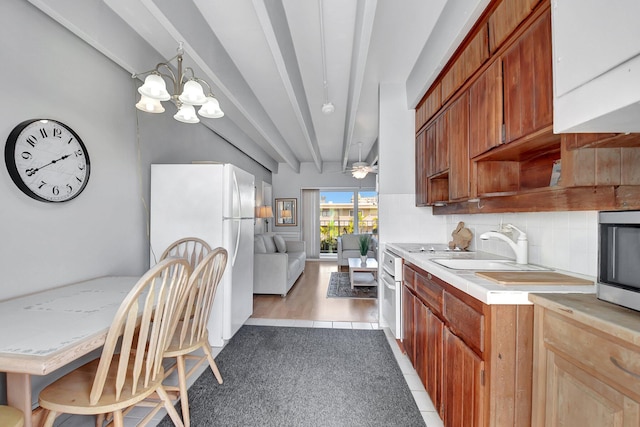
top-left (319, 190), bottom-right (377, 255)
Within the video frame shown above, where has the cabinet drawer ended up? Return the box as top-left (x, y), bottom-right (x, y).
top-left (403, 265), bottom-right (416, 291)
top-left (443, 291), bottom-right (484, 355)
top-left (544, 310), bottom-right (640, 397)
top-left (415, 271), bottom-right (444, 315)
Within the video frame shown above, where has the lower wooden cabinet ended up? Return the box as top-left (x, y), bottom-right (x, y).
top-left (443, 328), bottom-right (485, 427)
top-left (402, 262), bottom-right (534, 427)
top-left (530, 293), bottom-right (640, 427)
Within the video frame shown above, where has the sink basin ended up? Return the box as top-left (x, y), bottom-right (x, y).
top-left (431, 258), bottom-right (551, 271)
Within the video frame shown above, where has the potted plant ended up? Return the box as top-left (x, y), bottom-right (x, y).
top-left (358, 235), bottom-right (370, 264)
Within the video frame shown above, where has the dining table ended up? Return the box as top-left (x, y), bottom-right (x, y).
top-left (0, 276), bottom-right (139, 427)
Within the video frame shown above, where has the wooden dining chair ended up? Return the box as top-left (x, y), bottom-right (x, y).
top-left (160, 237), bottom-right (212, 270)
top-left (0, 405), bottom-right (24, 427)
top-left (163, 247), bottom-right (228, 427)
top-left (38, 257), bottom-right (192, 427)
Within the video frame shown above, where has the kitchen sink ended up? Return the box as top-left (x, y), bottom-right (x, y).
top-left (431, 258), bottom-right (551, 271)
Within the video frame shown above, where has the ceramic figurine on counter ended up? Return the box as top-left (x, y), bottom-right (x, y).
top-left (449, 221), bottom-right (473, 251)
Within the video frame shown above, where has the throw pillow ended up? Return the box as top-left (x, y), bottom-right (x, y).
top-left (274, 235), bottom-right (287, 253)
top-left (254, 235), bottom-right (267, 254)
top-left (263, 235), bottom-right (277, 253)
top-left (341, 234), bottom-right (360, 250)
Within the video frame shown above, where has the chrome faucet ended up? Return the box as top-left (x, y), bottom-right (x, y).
top-left (479, 224), bottom-right (528, 264)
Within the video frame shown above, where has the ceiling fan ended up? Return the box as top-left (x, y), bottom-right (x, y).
top-left (349, 142), bottom-right (378, 179)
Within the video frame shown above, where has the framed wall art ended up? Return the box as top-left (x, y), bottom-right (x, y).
top-left (275, 198), bottom-right (297, 226)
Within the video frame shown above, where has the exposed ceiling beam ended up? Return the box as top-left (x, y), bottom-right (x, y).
top-left (341, 0), bottom-right (377, 171)
top-left (253, 0), bottom-right (323, 172)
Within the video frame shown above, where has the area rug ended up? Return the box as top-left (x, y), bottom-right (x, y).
top-left (158, 325), bottom-right (424, 427)
top-left (326, 271), bottom-right (377, 299)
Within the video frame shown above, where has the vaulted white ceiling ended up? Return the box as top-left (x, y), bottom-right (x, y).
top-left (28, 0), bottom-right (488, 174)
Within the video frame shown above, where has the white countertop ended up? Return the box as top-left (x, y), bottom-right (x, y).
top-left (385, 243), bottom-right (596, 305)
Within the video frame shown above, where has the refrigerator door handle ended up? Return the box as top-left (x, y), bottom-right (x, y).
top-left (232, 219), bottom-right (241, 266)
top-left (233, 170), bottom-right (242, 219)
top-left (231, 170), bottom-right (242, 266)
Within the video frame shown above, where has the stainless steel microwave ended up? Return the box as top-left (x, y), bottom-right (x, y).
top-left (597, 210), bottom-right (640, 312)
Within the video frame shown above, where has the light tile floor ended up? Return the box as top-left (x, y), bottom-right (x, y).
top-left (55, 319), bottom-right (443, 427)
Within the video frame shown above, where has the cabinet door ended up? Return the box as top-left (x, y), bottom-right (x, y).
top-left (503, 9), bottom-right (552, 143)
top-left (415, 130), bottom-right (428, 206)
top-left (541, 349), bottom-right (640, 427)
top-left (414, 302), bottom-right (428, 386)
top-left (469, 60), bottom-right (503, 158)
top-left (443, 328), bottom-right (485, 427)
top-left (426, 308), bottom-right (444, 417)
top-left (488, 0), bottom-right (540, 53)
top-left (435, 110), bottom-right (449, 175)
top-left (402, 285), bottom-right (416, 364)
top-left (448, 92), bottom-right (470, 200)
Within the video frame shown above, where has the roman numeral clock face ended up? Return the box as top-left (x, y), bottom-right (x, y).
top-left (5, 119), bottom-right (90, 202)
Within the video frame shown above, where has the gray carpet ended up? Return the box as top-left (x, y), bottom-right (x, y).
top-left (158, 325), bottom-right (424, 427)
top-left (326, 272), bottom-right (377, 299)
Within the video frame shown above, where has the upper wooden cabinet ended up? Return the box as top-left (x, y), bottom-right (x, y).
top-left (469, 60), bottom-right (503, 158)
top-left (488, 0), bottom-right (540, 53)
top-left (413, 0), bottom-right (640, 213)
top-left (415, 130), bottom-right (428, 207)
top-left (441, 27), bottom-right (489, 103)
top-left (552, 0), bottom-right (640, 132)
top-left (502, 9), bottom-right (552, 143)
top-left (448, 92), bottom-right (470, 201)
top-left (416, 83), bottom-right (442, 132)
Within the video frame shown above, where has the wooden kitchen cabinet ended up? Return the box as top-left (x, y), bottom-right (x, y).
top-left (441, 26), bottom-right (489, 103)
top-left (416, 110), bottom-right (450, 206)
top-left (488, 0), bottom-right (540, 53)
top-left (469, 60), bottom-right (503, 158)
top-left (443, 328), bottom-right (485, 427)
top-left (530, 293), bottom-right (640, 427)
top-left (448, 92), bottom-right (470, 201)
top-left (415, 129), bottom-right (428, 206)
top-left (402, 261), bottom-right (534, 427)
top-left (502, 8), bottom-right (552, 144)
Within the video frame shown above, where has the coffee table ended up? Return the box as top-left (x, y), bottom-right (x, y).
top-left (348, 258), bottom-right (378, 289)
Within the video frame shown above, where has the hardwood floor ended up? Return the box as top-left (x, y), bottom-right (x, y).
top-left (252, 260), bottom-right (379, 323)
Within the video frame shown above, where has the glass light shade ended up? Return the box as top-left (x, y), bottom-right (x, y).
top-left (173, 104), bottom-right (200, 124)
top-left (198, 96), bottom-right (225, 118)
top-left (135, 95), bottom-right (165, 113)
top-left (352, 168), bottom-right (368, 179)
top-left (138, 74), bottom-right (170, 101)
top-left (178, 80), bottom-right (207, 105)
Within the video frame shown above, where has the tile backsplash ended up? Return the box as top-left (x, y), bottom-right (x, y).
top-left (445, 211), bottom-right (598, 277)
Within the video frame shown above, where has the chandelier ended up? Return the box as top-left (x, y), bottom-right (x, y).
top-left (133, 43), bottom-right (224, 124)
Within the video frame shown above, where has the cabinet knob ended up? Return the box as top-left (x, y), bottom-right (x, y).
top-left (427, 273), bottom-right (432, 280)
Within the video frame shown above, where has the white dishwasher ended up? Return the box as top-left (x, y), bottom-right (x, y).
top-left (381, 248), bottom-right (403, 339)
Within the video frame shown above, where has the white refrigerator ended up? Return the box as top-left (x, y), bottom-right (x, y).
top-left (149, 163), bottom-right (255, 347)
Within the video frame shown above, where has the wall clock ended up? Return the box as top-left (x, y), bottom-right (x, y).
top-left (4, 119), bottom-right (90, 203)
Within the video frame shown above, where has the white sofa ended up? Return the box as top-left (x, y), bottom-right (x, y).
top-left (337, 234), bottom-right (378, 267)
top-left (253, 233), bottom-right (306, 297)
